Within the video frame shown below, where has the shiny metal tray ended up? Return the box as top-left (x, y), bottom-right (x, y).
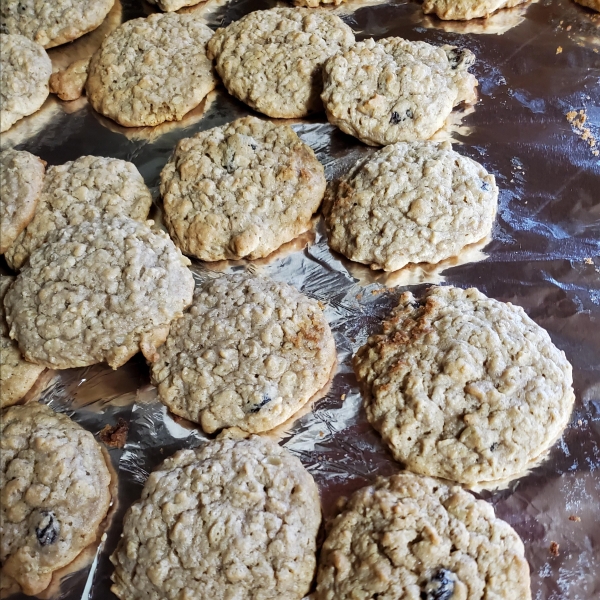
top-left (1, 0), bottom-right (599, 598)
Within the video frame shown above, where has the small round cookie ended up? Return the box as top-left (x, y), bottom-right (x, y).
top-left (111, 436), bottom-right (321, 600)
top-left (151, 273), bottom-right (337, 433)
top-left (423, 0), bottom-right (528, 20)
top-left (0, 34), bottom-right (52, 132)
top-left (324, 141), bottom-right (498, 271)
top-left (353, 286), bottom-right (575, 487)
top-left (160, 116), bottom-right (326, 262)
top-left (4, 216), bottom-right (195, 370)
top-left (0, 402), bottom-right (112, 595)
top-left (574, 0), bottom-right (600, 11)
top-left (321, 37), bottom-right (478, 146)
top-left (316, 473), bottom-right (531, 599)
top-left (4, 155), bottom-right (153, 271)
top-left (0, 149), bottom-right (45, 255)
top-left (86, 13), bottom-right (216, 127)
top-left (0, 0), bottom-right (114, 49)
top-left (0, 276), bottom-right (45, 408)
top-left (206, 8), bottom-right (355, 119)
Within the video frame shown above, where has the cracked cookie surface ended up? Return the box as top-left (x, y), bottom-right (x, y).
top-left (111, 436), bottom-right (321, 600)
top-left (353, 286), bottom-right (575, 486)
top-left (0, 402), bottom-right (112, 595)
top-left (151, 273), bottom-right (336, 433)
top-left (4, 216), bottom-right (194, 370)
top-left (316, 473), bottom-right (531, 599)
top-left (160, 116), bottom-right (326, 261)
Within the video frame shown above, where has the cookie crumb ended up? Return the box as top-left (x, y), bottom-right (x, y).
top-left (99, 418), bottom-right (129, 449)
top-left (549, 541), bottom-right (560, 556)
top-left (566, 109), bottom-right (599, 156)
top-left (569, 515), bottom-right (581, 522)
top-left (341, 393), bottom-right (347, 400)
top-left (584, 258), bottom-right (593, 264)
top-left (556, 46), bottom-right (563, 54)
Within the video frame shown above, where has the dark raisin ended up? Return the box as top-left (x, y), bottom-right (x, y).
top-left (0, 24), bottom-right (8, 34)
top-left (250, 143), bottom-right (257, 151)
top-left (35, 511), bottom-right (59, 546)
top-left (390, 111), bottom-right (401, 124)
top-left (406, 108), bottom-right (414, 119)
top-left (18, 3), bottom-right (27, 14)
top-left (490, 442), bottom-right (499, 452)
top-left (250, 394), bottom-right (271, 413)
top-left (423, 569), bottom-right (455, 600)
top-left (480, 181), bottom-right (491, 192)
top-left (446, 48), bottom-right (466, 70)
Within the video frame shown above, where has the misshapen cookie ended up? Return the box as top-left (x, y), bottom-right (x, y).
top-left (316, 473), bottom-right (531, 599)
top-left (423, 0), bottom-right (528, 20)
top-left (5, 155), bottom-right (153, 271)
top-left (353, 286), bottom-right (575, 487)
top-left (151, 273), bottom-right (337, 433)
top-left (321, 37), bottom-right (477, 146)
top-left (207, 8), bottom-right (355, 118)
top-left (111, 436), bottom-right (321, 600)
top-left (0, 403), bottom-right (112, 595)
top-left (86, 13), bottom-right (216, 127)
top-left (4, 216), bottom-right (195, 370)
top-left (324, 141), bottom-right (498, 271)
top-left (160, 116), bottom-right (326, 261)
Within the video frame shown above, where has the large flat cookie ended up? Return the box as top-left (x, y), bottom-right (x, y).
top-left (151, 273), bottom-right (337, 433)
top-left (353, 286), bottom-right (575, 487)
top-left (160, 116), bottom-right (326, 261)
top-left (5, 155), bottom-right (153, 271)
top-left (4, 216), bottom-right (195, 370)
top-left (0, 276), bottom-right (45, 408)
top-left (0, 403), bottom-right (112, 595)
top-left (423, 0), bottom-right (528, 20)
top-left (0, 0), bottom-right (114, 48)
top-left (111, 436), bottom-right (321, 600)
top-left (321, 37), bottom-right (478, 146)
top-left (0, 149), bottom-right (45, 255)
top-left (86, 13), bottom-right (216, 127)
top-left (316, 473), bottom-right (531, 599)
top-left (0, 33), bottom-right (51, 132)
top-left (325, 141), bottom-right (498, 271)
top-left (207, 8), bottom-right (355, 118)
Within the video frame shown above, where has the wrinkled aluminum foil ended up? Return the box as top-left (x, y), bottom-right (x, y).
top-left (1, 0), bottom-right (599, 598)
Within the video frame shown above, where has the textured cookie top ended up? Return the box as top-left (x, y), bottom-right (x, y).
top-left (321, 37), bottom-right (477, 146)
top-left (423, 0), bottom-right (527, 20)
top-left (111, 436), bottom-right (321, 600)
top-left (86, 13), bottom-right (216, 127)
top-left (325, 141), bottom-right (498, 271)
top-left (206, 8), bottom-right (355, 118)
top-left (4, 216), bottom-right (195, 370)
top-left (160, 116), bottom-right (326, 261)
top-left (0, 0), bottom-right (114, 48)
top-left (0, 33), bottom-right (51, 133)
top-left (353, 286), bottom-right (575, 486)
top-left (0, 149), bottom-right (45, 255)
top-left (316, 473), bottom-right (531, 600)
top-left (5, 155), bottom-right (153, 271)
top-left (151, 273), bottom-right (337, 433)
top-left (0, 276), bottom-right (45, 409)
top-left (0, 403), bottom-right (112, 595)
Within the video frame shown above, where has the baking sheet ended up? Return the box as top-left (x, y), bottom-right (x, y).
top-left (1, 0), bottom-right (599, 598)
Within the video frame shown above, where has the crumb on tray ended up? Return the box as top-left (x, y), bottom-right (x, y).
top-left (99, 417), bottom-right (129, 449)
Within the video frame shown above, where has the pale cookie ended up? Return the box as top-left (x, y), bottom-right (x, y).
top-left (321, 37), bottom-right (478, 146)
top-left (146, 0), bottom-right (201, 11)
top-left (4, 155), bottom-right (153, 271)
top-left (353, 286), bottom-right (575, 487)
top-left (325, 141), bottom-right (498, 271)
top-left (0, 402), bottom-right (112, 595)
top-left (0, 33), bottom-right (52, 132)
top-left (0, 277), bottom-right (45, 409)
top-left (316, 473), bottom-right (531, 599)
top-left (0, 148), bottom-right (45, 255)
top-left (4, 216), bottom-right (195, 370)
top-left (111, 436), bottom-right (321, 600)
top-left (0, 0), bottom-right (114, 49)
top-left (86, 13), bottom-right (216, 127)
top-left (151, 273), bottom-right (337, 433)
top-left (423, 0), bottom-right (528, 20)
top-left (574, 0), bottom-right (600, 10)
top-left (160, 116), bottom-right (326, 261)
top-left (207, 8), bottom-right (355, 118)
top-left (49, 58), bottom-right (89, 101)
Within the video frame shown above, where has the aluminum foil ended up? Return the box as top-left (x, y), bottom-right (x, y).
top-left (1, 0), bottom-right (599, 598)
